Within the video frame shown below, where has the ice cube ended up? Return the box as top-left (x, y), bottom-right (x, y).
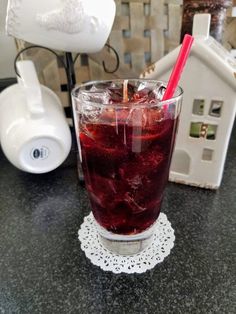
top-left (137, 81), bottom-right (149, 92)
top-left (132, 176), bottom-right (165, 205)
top-left (119, 149), bottom-right (165, 182)
top-left (78, 89), bottom-right (110, 123)
top-left (127, 107), bottom-right (166, 131)
top-left (145, 108), bottom-right (165, 125)
top-left (132, 81), bottom-right (166, 103)
top-left (152, 83), bottom-right (166, 101)
top-left (107, 86), bottom-right (123, 103)
top-left (79, 88), bottom-right (110, 104)
top-left (124, 193), bottom-right (147, 213)
top-left (80, 123), bottom-right (125, 148)
top-left (80, 130), bottom-right (129, 177)
top-left (87, 174), bottom-right (129, 210)
top-left (131, 118), bottom-right (174, 150)
top-left (99, 108), bottom-right (130, 125)
top-left (127, 108), bottom-right (148, 127)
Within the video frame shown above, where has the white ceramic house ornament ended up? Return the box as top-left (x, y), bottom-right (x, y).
top-left (6, 0), bottom-right (116, 53)
top-left (141, 14), bottom-right (236, 189)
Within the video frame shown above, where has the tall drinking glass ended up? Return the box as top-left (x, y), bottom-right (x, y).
top-left (72, 79), bottom-right (183, 255)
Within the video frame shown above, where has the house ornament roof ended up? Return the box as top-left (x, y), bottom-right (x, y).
top-left (141, 14), bottom-right (236, 91)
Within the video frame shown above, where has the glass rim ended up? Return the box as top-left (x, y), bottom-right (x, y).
top-left (71, 79), bottom-right (183, 108)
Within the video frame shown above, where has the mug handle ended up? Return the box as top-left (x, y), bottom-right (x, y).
top-left (17, 61), bottom-right (45, 118)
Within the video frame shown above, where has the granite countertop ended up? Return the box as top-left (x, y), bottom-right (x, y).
top-left (0, 125), bottom-right (235, 314)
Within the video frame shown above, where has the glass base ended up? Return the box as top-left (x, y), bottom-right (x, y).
top-left (94, 218), bottom-right (159, 255)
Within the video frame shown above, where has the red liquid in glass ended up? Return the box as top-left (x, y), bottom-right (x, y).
top-left (79, 91), bottom-right (179, 235)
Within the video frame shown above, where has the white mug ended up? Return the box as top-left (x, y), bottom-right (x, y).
top-left (6, 0), bottom-right (116, 53)
top-left (0, 60), bottom-right (72, 173)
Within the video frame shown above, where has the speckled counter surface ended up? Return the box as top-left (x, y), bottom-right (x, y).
top-left (0, 125), bottom-right (235, 314)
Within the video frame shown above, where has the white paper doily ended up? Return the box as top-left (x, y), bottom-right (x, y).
top-left (78, 212), bottom-right (175, 274)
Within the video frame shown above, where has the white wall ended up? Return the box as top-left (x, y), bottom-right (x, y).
top-left (0, 0), bottom-right (17, 78)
